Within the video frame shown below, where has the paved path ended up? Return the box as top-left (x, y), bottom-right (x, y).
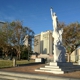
top-left (0, 79), bottom-right (14, 80)
top-left (0, 63), bottom-right (80, 80)
top-left (0, 78), bottom-right (43, 80)
top-left (0, 71), bottom-right (80, 80)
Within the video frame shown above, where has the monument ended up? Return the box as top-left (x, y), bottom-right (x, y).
top-left (35, 8), bottom-right (80, 74)
top-left (50, 8), bottom-right (66, 62)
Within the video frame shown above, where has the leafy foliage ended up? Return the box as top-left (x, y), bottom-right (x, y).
top-left (58, 22), bottom-right (80, 57)
top-left (0, 21), bottom-right (34, 60)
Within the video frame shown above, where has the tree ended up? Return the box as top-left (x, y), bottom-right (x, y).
top-left (10, 21), bottom-right (34, 59)
top-left (0, 22), bottom-right (10, 58)
top-left (0, 21), bottom-right (35, 59)
top-left (59, 22), bottom-right (80, 62)
top-left (9, 21), bottom-right (25, 59)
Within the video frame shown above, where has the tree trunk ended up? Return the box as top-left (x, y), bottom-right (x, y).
top-left (16, 46), bottom-right (21, 60)
top-left (67, 53), bottom-right (71, 62)
top-left (18, 52), bottom-right (20, 60)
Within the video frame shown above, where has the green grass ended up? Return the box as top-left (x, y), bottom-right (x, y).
top-left (0, 59), bottom-right (34, 68)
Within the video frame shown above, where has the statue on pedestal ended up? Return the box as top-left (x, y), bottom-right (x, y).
top-left (50, 8), bottom-right (66, 62)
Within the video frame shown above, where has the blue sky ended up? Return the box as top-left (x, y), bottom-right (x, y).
top-left (0, 0), bottom-right (80, 34)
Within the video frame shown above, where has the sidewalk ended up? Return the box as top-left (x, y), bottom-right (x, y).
top-left (0, 63), bottom-right (80, 80)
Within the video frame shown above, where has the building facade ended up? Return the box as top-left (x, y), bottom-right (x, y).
top-left (34, 30), bottom-right (53, 55)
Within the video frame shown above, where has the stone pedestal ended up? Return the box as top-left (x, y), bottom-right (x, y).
top-left (35, 62), bottom-right (80, 74)
top-left (13, 58), bottom-right (16, 67)
top-left (53, 44), bottom-right (66, 62)
top-left (49, 62), bottom-right (73, 66)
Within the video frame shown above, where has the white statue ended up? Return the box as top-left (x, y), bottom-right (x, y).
top-left (23, 35), bottom-right (28, 47)
top-left (50, 8), bottom-right (66, 62)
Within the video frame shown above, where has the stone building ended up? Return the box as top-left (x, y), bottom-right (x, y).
top-left (34, 30), bottom-right (53, 55)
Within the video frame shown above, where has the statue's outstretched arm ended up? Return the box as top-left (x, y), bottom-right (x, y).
top-left (50, 7), bottom-right (53, 19)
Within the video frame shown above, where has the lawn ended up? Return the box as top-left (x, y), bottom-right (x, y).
top-left (0, 59), bottom-right (35, 68)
